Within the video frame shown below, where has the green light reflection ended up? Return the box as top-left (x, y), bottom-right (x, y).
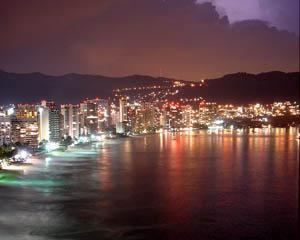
top-left (0, 170), bottom-right (59, 187)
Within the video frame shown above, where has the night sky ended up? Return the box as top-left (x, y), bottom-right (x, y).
top-left (0, 0), bottom-right (299, 80)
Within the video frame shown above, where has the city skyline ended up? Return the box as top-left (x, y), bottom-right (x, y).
top-left (1, 98), bottom-right (299, 148)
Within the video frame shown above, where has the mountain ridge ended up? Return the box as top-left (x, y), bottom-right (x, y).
top-left (0, 70), bottom-right (298, 104)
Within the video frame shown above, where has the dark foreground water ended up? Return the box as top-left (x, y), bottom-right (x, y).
top-left (0, 129), bottom-right (299, 240)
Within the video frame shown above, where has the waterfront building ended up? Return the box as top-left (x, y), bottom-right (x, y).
top-left (105, 99), bottom-right (112, 127)
top-left (182, 105), bottom-right (193, 128)
top-left (141, 102), bottom-right (160, 133)
top-left (97, 98), bottom-right (112, 130)
top-left (116, 98), bottom-right (128, 134)
top-left (49, 108), bottom-right (61, 142)
top-left (198, 102), bottom-right (218, 125)
top-left (127, 102), bottom-right (143, 133)
top-left (119, 98), bottom-right (128, 123)
top-left (11, 104), bottom-right (39, 147)
top-left (162, 102), bottom-right (183, 130)
top-left (38, 105), bottom-right (50, 142)
top-left (78, 98), bottom-right (112, 134)
top-left (160, 111), bottom-right (166, 129)
top-left (79, 102), bottom-right (88, 136)
top-left (110, 103), bottom-right (119, 126)
top-left (0, 109), bottom-right (11, 145)
top-left (86, 100), bottom-right (99, 134)
top-left (61, 104), bottom-right (80, 139)
top-left (38, 101), bottom-right (62, 143)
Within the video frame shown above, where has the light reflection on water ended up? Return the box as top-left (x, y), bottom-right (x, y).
top-left (0, 129), bottom-right (298, 240)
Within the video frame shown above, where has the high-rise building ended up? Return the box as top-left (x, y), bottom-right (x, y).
top-left (0, 108), bottom-right (11, 145)
top-left (128, 102), bottom-right (143, 133)
top-left (37, 106), bottom-right (50, 142)
top-left (162, 102), bottom-right (183, 130)
top-left (198, 102), bottom-right (218, 124)
top-left (61, 104), bottom-right (70, 137)
top-left (105, 99), bottom-right (112, 127)
top-left (119, 98), bottom-right (128, 122)
top-left (85, 100), bottom-right (99, 134)
top-left (142, 102), bottom-right (159, 132)
top-left (110, 103), bottom-right (119, 126)
top-left (38, 101), bottom-right (61, 143)
top-left (78, 98), bottom-right (112, 134)
top-left (49, 108), bottom-right (61, 142)
top-left (11, 104), bottom-right (39, 147)
top-left (97, 98), bottom-right (111, 131)
top-left (116, 98), bottom-right (128, 134)
top-left (61, 104), bottom-right (80, 139)
top-left (79, 102), bottom-right (88, 136)
top-left (182, 105), bottom-right (193, 128)
top-left (127, 101), bottom-right (161, 134)
top-left (160, 111), bottom-right (166, 128)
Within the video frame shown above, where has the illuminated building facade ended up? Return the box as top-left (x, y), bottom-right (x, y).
top-left (162, 103), bottom-right (183, 130)
top-left (38, 106), bottom-right (50, 142)
top-left (85, 100), bottom-right (99, 134)
top-left (119, 98), bottom-right (128, 122)
top-left (38, 101), bottom-right (61, 143)
top-left (49, 108), bottom-right (61, 142)
top-left (0, 108), bottom-right (11, 145)
top-left (182, 105), bottom-right (193, 128)
top-left (61, 104), bottom-right (80, 139)
top-left (116, 98), bottom-right (128, 134)
top-left (11, 104), bottom-right (39, 147)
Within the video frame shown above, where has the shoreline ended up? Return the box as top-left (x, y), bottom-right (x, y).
top-left (1, 126), bottom-right (299, 173)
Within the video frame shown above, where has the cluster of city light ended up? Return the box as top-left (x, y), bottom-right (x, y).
top-left (114, 85), bottom-right (170, 92)
top-left (113, 79), bottom-right (206, 94)
top-left (122, 100), bottom-right (300, 132)
top-left (115, 87), bottom-right (181, 101)
top-left (180, 97), bottom-right (203, 102)
top-left (0, 97), bottom-right (299, 150)
top-left (214, 101), bottom-right (300, 120)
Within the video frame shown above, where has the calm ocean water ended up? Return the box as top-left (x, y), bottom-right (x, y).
top-left (0, 128), bottom-right (299, 240)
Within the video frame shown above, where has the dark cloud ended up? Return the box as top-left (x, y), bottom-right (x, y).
top-left (0, 0), bottom-right (298, 80)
